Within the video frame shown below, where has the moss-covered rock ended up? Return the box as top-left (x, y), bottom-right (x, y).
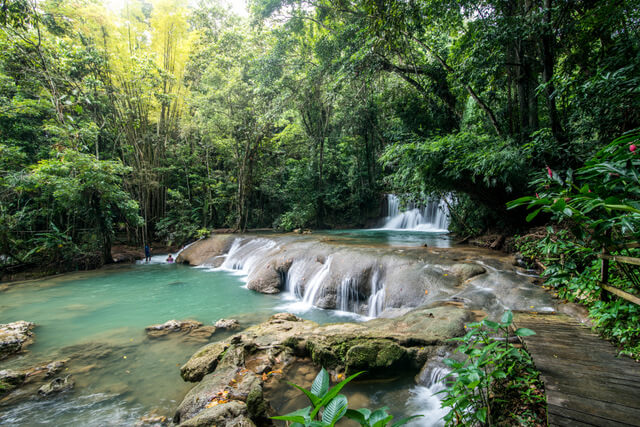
top-left (344, 340), bottom-right (409, 376)
top-left (181, 342), bottom-right (229, 382)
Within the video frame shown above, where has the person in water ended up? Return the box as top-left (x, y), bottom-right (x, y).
top-left (144, 244), bottom-right (151, 262)
top-left (166, 254), bottom-right (174, 263)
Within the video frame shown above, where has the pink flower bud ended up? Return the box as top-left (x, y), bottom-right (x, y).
top-left (546, 166), bottom-right (552, 178)
top-left (631, 144), bottom-right (637, 153)
top-left (535, 193), bottom-right (539, 199)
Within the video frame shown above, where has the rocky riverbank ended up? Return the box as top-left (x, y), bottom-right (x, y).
top-left (173, 305), bottom-right (472, 426)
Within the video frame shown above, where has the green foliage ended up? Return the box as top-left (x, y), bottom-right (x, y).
top-left (442, 311), bottom-right (545, 426)
top-left (272, 367), bottom-right (421, 427)
top-left (510, 131), bottom-right (640, 359)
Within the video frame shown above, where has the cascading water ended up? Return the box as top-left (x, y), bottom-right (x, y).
top-left (406, 365), bottom-right (450, 426)
top-left (301, 258), bottom-right (332, 306)
top-left (219, 238), bottom-right (276, 273)
top-left (338, 277), bottom-right (360, 312)
top-left (382, 194), bottom-right (450, 232)
top-left (367, 269), bottom-right (385, 317)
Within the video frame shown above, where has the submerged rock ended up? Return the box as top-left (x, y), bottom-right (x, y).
top-left (0, 369), bottom-right (26, 396)
top-left (38, 376), bottom-right (75, 396)
top-left (0, 321), bottom-right (35, 359)
top-left (214, 319), bottom-right (241, 330)
top-left (145, 320), bottom-right (214, 339)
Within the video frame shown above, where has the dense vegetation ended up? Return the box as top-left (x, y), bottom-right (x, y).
top-left (511, 132), bottom-right (640, 359)
top-left (1, 0), bottom-right (639, 274)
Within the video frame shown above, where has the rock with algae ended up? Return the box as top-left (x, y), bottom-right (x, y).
top-left (173, 305), bottom-right (470, 426)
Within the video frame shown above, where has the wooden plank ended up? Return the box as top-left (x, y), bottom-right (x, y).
top-left (598, 254), bottom-right (640, 266)
top-left (547, 391), bottom-right (640, 425)
top-left (601, 284), bottom-right (640, 306)
top-left (547, 404), bottom-right (635, 427)
top-left (515, 313), bottom-right (640, 426)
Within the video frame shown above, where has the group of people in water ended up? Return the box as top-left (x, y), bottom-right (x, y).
top-left (144, 244), bottom-right (174, 263)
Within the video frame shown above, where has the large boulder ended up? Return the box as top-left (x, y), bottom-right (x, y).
top-left (0, 321), bottom-right (35, 359)
top-left (177, 235), bottom-right (236, 265)
top-left (246, 259), bottom-right (292, 294)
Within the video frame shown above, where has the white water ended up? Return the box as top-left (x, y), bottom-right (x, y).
top-left (382, 195), bottom-right (449, 232)
top-left (301, 258), bottom-right (332, 305)
top-left (219, 238), bottom-right (277, 273)
top-left (367, 269), bottom-right (385, 317)
top-left (406, 366), bottom-right (450, 426)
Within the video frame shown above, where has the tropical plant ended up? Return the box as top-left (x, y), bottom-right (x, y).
top-left (508, 131), bottom-right (640, 358)
top-left (272, 367), bottom-right (421, 427)
top-left (441, 311), bottom-right (543, 426)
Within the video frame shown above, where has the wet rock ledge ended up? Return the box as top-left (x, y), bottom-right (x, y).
top-left (173, 305), bottom-right (470, 426)
top-left (0, 321), bottom-right (35, 360)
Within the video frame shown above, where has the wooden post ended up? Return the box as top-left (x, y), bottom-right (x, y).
top-left (600, 244), bottom-right (611, 302)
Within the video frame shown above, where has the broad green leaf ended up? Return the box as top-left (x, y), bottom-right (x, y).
top-left (526, 208), bottom-right (542, 222)
top-left (368, 407), bottom-right (391, 425)
top-left (271, 405), bottom-right (311, 424)
top-left (322, 394), bottom-right (348, 426)
top-left (345, 408), bottom-right (367, 423)
top-left (312, 371), bottom-right (365, 419)
top-left (501, 310), bottom-right (513, 325)
top-left (290, 382), bottom-right (321, 406)
top-left (476, 407), bottom-right (487, 423)
top-left (514, 328), bottom-right (536, 337)
top-left (311, 368), bottom-right (330, 399)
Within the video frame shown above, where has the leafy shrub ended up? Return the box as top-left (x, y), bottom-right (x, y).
top-left (509, 131), bottom-right (640, 359)
top-left (441, 311), bottom-right (544, 426)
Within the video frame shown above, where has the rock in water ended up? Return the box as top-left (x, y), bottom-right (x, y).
top-left (0, 369), bottom-right (26, 396)
top-left (181, 342), bottom-right (230, 382)
top-left (214, 319), bottom-right (240, 330)
top-left (145, 320), bottom-right (207, 338)
top-left (0, 321), bottom-right (35, 360)
top-left (38, 376), bottom-right (75, 396)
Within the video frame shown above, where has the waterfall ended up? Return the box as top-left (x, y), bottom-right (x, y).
top-left (220, 238), bottom-right (276, 273)
top-left (405, 366), bottom-right (450, 426)
top-left (367, 269), bottom-right (385, 317)
top-left (216, 238), bottom-right (388, 318)
top-left (301, 258), bottom-right (332, 305)
top-left (382, 195), bottom-right (449, 232)
top-left (338, 277), bottom-right (360, 312)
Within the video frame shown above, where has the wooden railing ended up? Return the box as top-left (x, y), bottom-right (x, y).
top-left (599, 242), bottom-right (640, 305)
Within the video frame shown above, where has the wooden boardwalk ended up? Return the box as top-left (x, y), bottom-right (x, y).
top-left (514, 313), bottom-right (640, 426)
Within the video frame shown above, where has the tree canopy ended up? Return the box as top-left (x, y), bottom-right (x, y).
top-left (1, 0), bottom-right (638, 273)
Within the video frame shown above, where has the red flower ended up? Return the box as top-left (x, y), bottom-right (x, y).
top-left (631, 144), bottom-right (637, 154)
top-left (546, 166), bottom-right (553, 178)
top-left (535, 193), bottom-right (539, 199)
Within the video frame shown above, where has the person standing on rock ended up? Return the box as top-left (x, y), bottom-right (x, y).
top-left (144, 244), bottom-right (151, 263)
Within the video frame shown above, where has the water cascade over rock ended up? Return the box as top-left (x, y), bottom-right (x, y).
top-left (382, 194), bottom-right (450, 231)
top-left (178, 234), bottom-right (558, 319)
